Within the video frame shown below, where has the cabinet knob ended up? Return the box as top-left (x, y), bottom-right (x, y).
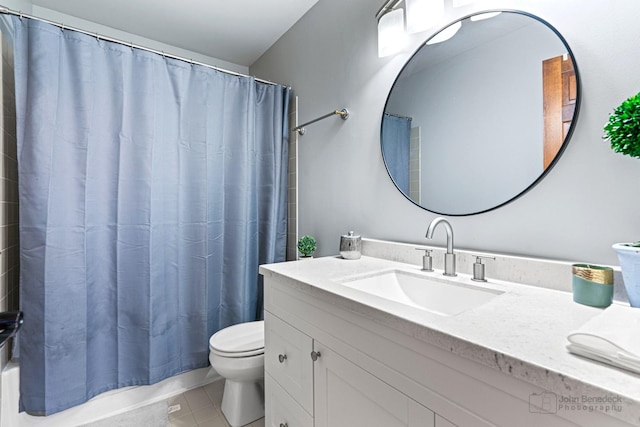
top-left (278, 354), bottom-right (287, 363)
top-left (310, 350), bottom-right (321, 361)
top-left (280, 423), bottom-right (288, 427)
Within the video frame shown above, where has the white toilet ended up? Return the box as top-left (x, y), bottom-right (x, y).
top-left (209, 320), bottom-right (265, 427)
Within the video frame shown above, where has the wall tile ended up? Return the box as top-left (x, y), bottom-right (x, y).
top-left (0, 25), bottom-right (20, 375)
top-left (286, 96), bottom-right (299, 261)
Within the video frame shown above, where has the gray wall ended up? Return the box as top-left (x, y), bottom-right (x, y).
top-left (251, 0), bottom-right (640, 266)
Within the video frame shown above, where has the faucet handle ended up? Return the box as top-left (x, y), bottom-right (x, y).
top-left (415, 248), bottom-right (433, 271)
top-left (473, 255), bottom-right (495, 262)
top-left (471, 255), bottom-right (495, 282)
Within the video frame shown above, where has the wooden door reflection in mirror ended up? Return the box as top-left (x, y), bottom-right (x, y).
top-left (543, 55), bottom-right (576, 169)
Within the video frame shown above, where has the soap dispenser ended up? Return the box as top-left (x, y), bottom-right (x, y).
top-left (340, 231), bottom-right (362, 260)
top-left (472, 255), bottom-right (495, 282)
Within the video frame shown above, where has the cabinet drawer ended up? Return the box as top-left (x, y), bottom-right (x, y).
top-left (265, 311), bottom-right (314, 413)
top-left (265, 372), bottom-right (313, 427)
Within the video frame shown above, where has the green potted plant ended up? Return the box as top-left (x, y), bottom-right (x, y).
top-left (297, 235), bottom-right (317, 259)
top-left (603, 91), bottom-right (640, 306)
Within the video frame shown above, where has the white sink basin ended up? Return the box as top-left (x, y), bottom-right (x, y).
top-left (338, 269), bottom-right (504, 316)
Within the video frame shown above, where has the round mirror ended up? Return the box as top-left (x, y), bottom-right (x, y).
top-left (381, 10), bottom-right (580, 216)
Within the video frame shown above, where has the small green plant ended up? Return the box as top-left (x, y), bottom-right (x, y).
top-left (297, 235), bottom-right (317, 257)
top-left (603, 91), bottom-right (640, 158)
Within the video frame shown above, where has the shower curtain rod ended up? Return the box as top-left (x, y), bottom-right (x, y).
top-left (0, 6), bottom-right (287, 88)
top-left (293, 108), bottom-right (349, 135)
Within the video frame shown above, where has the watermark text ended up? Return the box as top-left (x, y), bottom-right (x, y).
top-left (529, 392), bottom-right (623, 415)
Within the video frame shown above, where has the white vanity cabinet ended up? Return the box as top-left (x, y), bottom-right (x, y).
top-left (262, 265), bottom-right (636, 427)
top-left (264, 277), bottom-right (450, 427)
top-left (265, 311), bottom-right (439, 427)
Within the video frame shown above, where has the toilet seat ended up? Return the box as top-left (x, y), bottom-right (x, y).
top-left (209, 320), bottom-right (264, 358)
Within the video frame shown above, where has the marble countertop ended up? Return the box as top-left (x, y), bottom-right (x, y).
top-left (260, 254), bottom-right (640, 425)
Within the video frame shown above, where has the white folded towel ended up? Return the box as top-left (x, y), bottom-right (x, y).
top-left (567, 303), bottom-right (640, 374)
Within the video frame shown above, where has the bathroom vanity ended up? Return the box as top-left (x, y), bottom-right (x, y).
top-left (260, 240), bottom-right (640, 427)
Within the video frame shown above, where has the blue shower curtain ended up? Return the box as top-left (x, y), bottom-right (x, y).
top-left (13, 17), bottom-right (289, 415)
top-left (381, 113), bottom-right (412, 194)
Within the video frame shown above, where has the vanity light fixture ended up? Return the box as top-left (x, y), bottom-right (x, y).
top-left (426, 20), bottom-right (461, 45)
top-left (405, 0), bottom-right (444, 34)
top-left (469, 11), bottom-right (501, 21)
top-left (377, 0), bottom-right (449, 57)
top-left (377, 6), bottom-right (407, 57)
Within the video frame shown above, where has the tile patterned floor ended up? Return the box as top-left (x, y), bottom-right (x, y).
top-left (168, 380), bottom-right (265, 427)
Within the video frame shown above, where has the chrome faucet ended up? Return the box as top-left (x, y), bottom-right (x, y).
top-left (425, 217), bottom-right (456, 277)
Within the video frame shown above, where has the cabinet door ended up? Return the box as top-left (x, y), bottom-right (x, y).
top-left (265, 312), bottom-right (314, 413)
top-left (313, 342), bottom-right (435, 427)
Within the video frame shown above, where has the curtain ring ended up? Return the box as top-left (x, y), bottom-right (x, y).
top-left (60, 22), bottom-right (65, 31)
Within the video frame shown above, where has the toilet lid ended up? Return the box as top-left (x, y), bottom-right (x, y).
top-left (209, 320), bottom-right (264, 357)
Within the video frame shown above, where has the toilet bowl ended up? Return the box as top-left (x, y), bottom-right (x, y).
top-left (209, 320), bottom-right (265, 427)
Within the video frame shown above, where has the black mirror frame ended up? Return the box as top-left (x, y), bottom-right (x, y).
top-left (380, 9), bottom-right (581, 216)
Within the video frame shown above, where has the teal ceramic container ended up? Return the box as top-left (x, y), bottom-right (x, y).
top-left (572, 264), bottom-right (614, 308)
